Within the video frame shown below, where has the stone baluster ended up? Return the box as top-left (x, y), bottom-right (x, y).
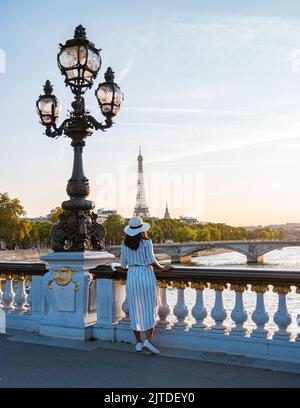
top-left (273, 286), bottom-right (292, 341)
top-left (191, 282), bottom-right (208, 329)
top-left (92, 277), bottom-right (126, 341)
top-left (173, 281), bottom-right (189, 328)
top-left (157, 281), bottom-right (171, 327)
top-left (211, 283), bottom-right (228, 332)
top-left (230, 284), bottom-right (248, 336)
top-left (0, 275), bottom-right (3, 307)
top-left (251, 285), bottom-right (270, 338)
top-left (296, 287), bottom-right (300, 343)
top-left (26, 275), bottom-right (32, 311)
top-left (2, 275), bottom-right (15, 311)
top-left (121, 282), bottom-right (130, 322)
top-left (14, 275), bottom-right (28, 312)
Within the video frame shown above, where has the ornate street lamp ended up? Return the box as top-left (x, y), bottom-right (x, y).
top-left (36, 80), bottom-right (61, 127)
top-left (57, 24), bottom-right (101, 94)
top-left (95, 67), bottom-right (122, 117)
top-left (36, 25), bottom-right (123, 252)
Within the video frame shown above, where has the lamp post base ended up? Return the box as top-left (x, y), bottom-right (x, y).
top-left (51, 209), bottom-right (106, 252)
top-left (39, 251), bottom-right (114, 340)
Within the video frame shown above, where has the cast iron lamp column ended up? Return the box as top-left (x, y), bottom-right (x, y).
top-left (36, 25), bottom-right (123, 252)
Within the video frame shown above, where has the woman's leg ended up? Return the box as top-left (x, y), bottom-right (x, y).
top-left (143, 327), bottom-right (160, 353)
top-left (133, 330), bottom-right (142, 343)
top-left (145, 327), bottom-right (154, 341)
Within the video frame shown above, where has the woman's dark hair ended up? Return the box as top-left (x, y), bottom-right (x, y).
top-left (124, 231), bottom-right (149, 250)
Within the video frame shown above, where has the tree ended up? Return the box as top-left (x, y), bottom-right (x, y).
top-left (16, 218), bottom-right (32, 245)
top-left (0, 192), bottom-right (27, 246)
top-left (29, 222), bottom-right (40, 244)
top-left (173, 226), bottom-right (197, 242)
top-left (103, 214), bottom-right (125, 245)
top-left (208, 226), bottom-right (222, 241)
top-left (159, 218), bottom-right (181, 241)
top-left (32, 221), bottom-right (52, 246)
top-left (196, 227), bottom-right (211, 241)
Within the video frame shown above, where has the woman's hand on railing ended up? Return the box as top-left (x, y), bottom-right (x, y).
top-left (111, 262), bottom-right (120, 272)
top-left (162, 264), bottom-right (175, 271)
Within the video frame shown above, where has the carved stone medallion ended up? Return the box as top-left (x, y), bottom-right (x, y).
top-left (48, 267), bottom-right (79, 291)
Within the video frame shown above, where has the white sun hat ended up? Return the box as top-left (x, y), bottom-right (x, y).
top-left (124, 216), bottom-right (150, 237)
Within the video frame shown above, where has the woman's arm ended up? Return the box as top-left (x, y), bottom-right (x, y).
top-left (120, 244), bottom-right (127, 270)
top-left (151, 261), bottom-right (174, 271)
top-left (146, 239), bottom-right (174, 271)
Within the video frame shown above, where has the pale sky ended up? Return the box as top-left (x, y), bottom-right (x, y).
top-left (1, 1), bottom-right (300, 226)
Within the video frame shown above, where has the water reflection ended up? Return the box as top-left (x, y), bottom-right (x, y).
top-left (189, 247), bottom-right (300, 270)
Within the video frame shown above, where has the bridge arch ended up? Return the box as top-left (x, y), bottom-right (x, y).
top-left (255, 244), bottom-right (300, 258)
top-left (109, 241), bottom-right (300, 264)
top-left (179, 245), bottom-right (247, 259)
top-left (153, 244), bottom-right (248, 263)
top-left (179, 243), bottom-right (300, 264)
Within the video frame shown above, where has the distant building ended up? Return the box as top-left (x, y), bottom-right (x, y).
top-left (97, 209), bottom-right (117, 223)
top-left (245, 223), bottom-right (300, 233)
top-left (26, 215), bottom-right (51, 223)
top-left (164, 202), bottom-right (171, 219)
top-left (180, 216), bottom-right (198, 225)
top-left (244, 225), bottom-right (263, 231)
top-left (267, 224), bottom-right (286, 231)
top-left (285, 223), bottom-right (300, 232)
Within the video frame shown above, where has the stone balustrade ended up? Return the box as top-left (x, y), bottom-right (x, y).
top-left (0, 263), bottom-right (47, 331)
top-left (91, 265), bottom-right (300, 363)
top-left (1, 261), bottom-right (300, 365)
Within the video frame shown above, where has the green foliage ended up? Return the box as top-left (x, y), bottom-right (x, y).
top-left (16, 218), bottom-right (31, 242)
top-left (103, 214), bottom-right (126, 245)
top-left (253, 228), bottom-right (276, 240)
top-left (173, 226), bottom-right (197, 242)
top-left (118, 218), bottom-right (287, 244)
top-left (0, 199), bottom-right (61, 248)
top-left (0, 192), bottom-right (28, 246)
top-left (208, 226), bottom-right (222, 241)
top-left (29, 221), bottom-right (52, 245)
top-left (196, 227), bottom-right (211, 241)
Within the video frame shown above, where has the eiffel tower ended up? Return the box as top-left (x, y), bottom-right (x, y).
top-left (164, 202), bottom-right (171, 219)
top-left (134, 147), bottom-right (150, 217)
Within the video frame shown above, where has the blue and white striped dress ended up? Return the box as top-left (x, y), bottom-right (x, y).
top-left (120, 239), bottom-right (158, 331)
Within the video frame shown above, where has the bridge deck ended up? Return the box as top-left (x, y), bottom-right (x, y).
top-left (1, 331), bottom-right (300, 388)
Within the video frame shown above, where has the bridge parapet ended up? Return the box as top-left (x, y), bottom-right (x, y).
top-left (2, 262), bottom-right (300, 370)
top-left (0, 263), bottom-right (47, 331)
top-left (91, 264), bottom-right (300, 367)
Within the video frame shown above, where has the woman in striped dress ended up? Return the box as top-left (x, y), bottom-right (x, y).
top-left (121, 216), bottom-right (174, 354)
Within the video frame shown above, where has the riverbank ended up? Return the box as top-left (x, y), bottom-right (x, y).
top-left (0, 249), bottom-right (50, 262)
top-left (0, 249), bottom-right (173, 263)
top-left (0, 248), bottom-right (231, 263)
top-left (192, 248), bottom-right (231, 257)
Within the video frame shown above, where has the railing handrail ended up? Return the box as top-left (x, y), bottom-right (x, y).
top-left (0, 262), bottom-right (48, 276)
top-left (1, 260), bottom-right (299, 285)
top-left (91, 264), bottom-right (300, 286)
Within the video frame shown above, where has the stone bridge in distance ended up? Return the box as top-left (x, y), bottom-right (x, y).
top-left (107, 240), bottom-right (300, 264)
